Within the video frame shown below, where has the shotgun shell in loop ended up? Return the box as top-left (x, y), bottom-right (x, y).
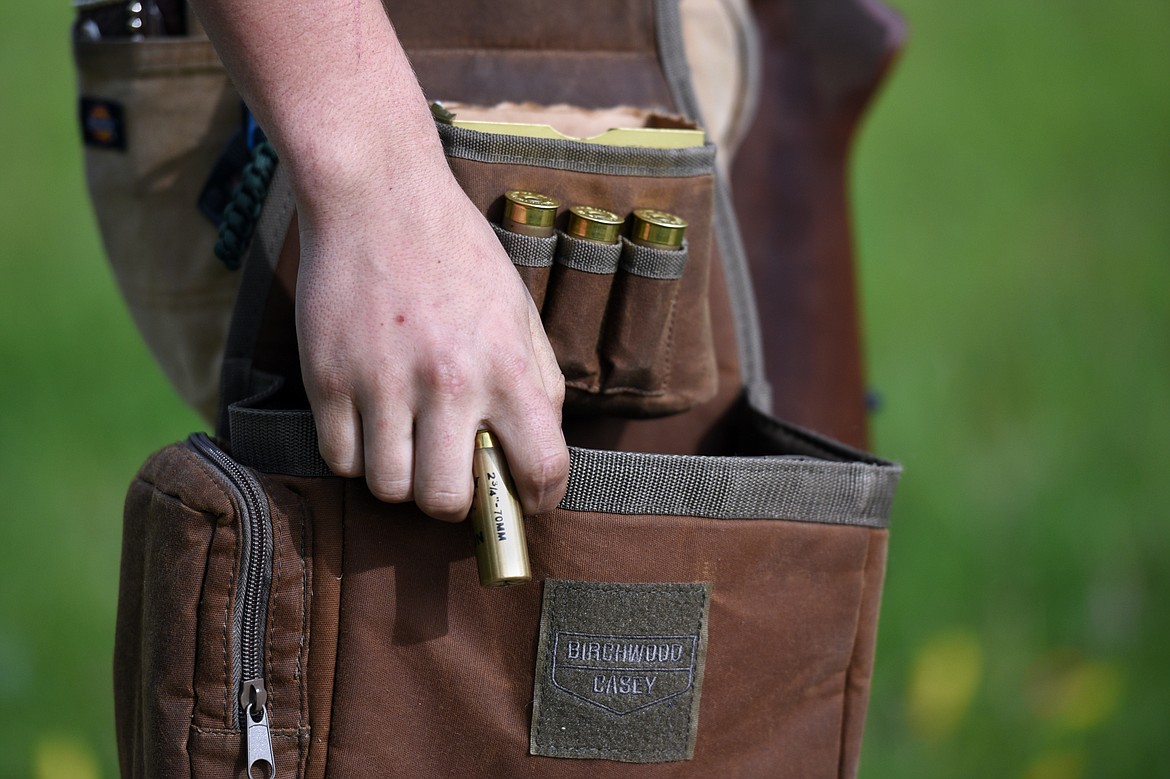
top-left (469, 430), bottom-right (532, 587)
top-left (503, 190), bottom-right (559, 237)
top-left (567, 205), bottom-right (624, 244)
top-left (631, 208), bottom-right (688, 250)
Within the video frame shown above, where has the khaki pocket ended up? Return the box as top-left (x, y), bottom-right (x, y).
top-left (75, 39), bottom-right (241, 423)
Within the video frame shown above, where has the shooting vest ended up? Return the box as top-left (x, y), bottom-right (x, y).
top-left (77, 1), bottom-right (902, 776)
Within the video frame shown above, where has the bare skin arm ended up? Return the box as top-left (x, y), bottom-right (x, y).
top-left (191, 0), bottom-right (569, 520)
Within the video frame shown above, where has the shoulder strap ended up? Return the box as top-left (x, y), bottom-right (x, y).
top-left (652, 0), bottom-right (771, 410)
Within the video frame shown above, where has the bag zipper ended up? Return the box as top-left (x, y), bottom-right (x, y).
top-left (188, 433), bottom-right (277, 779)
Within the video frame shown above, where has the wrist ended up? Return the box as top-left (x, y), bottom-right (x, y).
top-left (281, 108), bottom-right (452, 218)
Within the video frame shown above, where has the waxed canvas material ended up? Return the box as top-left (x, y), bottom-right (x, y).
top-left (384, 0), bottom-right (678, 111)
top-left (115, 444), bottom-right (311, 778)
top-left (603, 249), bottom-right (688, 395)
top-left (516, 262), bottom-right (553, 313)
top-left (543, 261), bottom-right (619, 392)
top-left (115, 433), bottom-right (892, 778)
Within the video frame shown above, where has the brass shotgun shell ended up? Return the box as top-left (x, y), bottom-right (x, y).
top-left (631, 208), bottom-right (688, 249)
top-left (503, 190), bottom-right (559, 237)
top-left (567, 205), bottom-right (623, 244)
top-left (470, 430), bottom-right (532, 587)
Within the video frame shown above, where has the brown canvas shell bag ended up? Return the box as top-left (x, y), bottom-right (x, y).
top-left (109, 1), bottom-right (901, 776)
top-left (117, 391), bottom-right (897, 778)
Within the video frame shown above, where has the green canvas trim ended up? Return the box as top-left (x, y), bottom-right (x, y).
top-left (436, 122), bottom-right (716, 179)
top-left (491, 223), bottom-right (556, 268)
top-left (555, 231), bottom-right (623, 275)
top-left (619, 236), bottom-right (689, 280)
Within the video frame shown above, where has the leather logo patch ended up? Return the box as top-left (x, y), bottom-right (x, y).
top-left (551, 632), bottom-right (698, 715)
top-left (530, 580), bottom-right (711, 763)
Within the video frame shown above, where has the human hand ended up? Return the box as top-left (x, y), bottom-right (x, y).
top-left (189, 0), bottom-right (566, 520)
top-left (294, 173), bottom-right (569, 521)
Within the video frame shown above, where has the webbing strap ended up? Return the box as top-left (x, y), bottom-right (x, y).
top-left (437, 122), bottom-right (717, 177)
top-left (228, 374), bottom-right (899, 528)
top-left (215, 164), bottom-right (296, 441)
top-left (490, 224), bottom-right (556, 268)
top-left (556, 232), bottom-right (622, 275)
top-left (619, 237), bottom-right (689, 280)
top-left (563, 448), bottom-right (897, 527)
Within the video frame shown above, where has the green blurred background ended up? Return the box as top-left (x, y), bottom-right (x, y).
top-left (1, 1), bottom-right (1167, 777)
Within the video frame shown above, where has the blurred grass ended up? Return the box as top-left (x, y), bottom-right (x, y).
top-left (1, 3), bottom-right (202, 776)
top-left (854, 1), bottom-right (1170, 777)
top-left (0, 0), bottom-right (1167, 777)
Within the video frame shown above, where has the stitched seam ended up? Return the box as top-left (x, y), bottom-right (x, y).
top-left (685, 586), bottom-right (706, 760)
top-left (297, 492), bottom-right (309, 750)
top-left (661, 284), bottom-right (679, 392)
top-left (532, 581), bottom-right (561, 748)
top-left (138, 445), bottom-right (234, 512)
top-left (191, 725), bottom-right (308, 737)
top-left (597, 386), bottom-right (668, 396)
top-left (564, 378), bottom-right (602, 393)
top-left (596, 385), bottom-right (668, 397)
top-left (132, 478), bottom-right (229, 513)
top-left (184, 449), bottom-right (236, 508)
top-left (835, 532), bottom-right (875, 779)
top-left (184, 450), bottom-right (242, 729)
top-left (320, 481), bottom-right (346, 779)
top-left (268, 499), bottom-right (282, 720)
top-left (222, 519), bottom-right (238, 726)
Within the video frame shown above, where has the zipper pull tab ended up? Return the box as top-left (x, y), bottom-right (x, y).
top-left (241, 679), bottom-right (276, 779)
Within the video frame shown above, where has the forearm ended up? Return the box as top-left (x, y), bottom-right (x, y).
top-left (191, 0), bottom-right (447, 215)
